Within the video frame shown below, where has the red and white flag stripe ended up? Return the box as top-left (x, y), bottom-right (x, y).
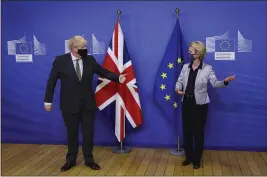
top-left (95, 21), bottom-right (143, 142)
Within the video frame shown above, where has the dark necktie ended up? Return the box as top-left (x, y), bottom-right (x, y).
top-left (76, 59), bottom-right (82, 81)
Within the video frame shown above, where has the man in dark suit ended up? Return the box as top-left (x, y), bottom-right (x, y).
top-left (44, 35), bottom-right (126, 171)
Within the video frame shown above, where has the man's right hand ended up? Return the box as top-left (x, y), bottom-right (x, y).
top-left (175, 89), bottom-right (185, 96)
top-left (44, 105), bottom-right (52, 112)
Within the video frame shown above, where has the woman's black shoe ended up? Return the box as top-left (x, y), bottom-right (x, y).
top-left (193, 164), bottom-right (200, 169)
top-left (182, 160), bottom-right (191, 166)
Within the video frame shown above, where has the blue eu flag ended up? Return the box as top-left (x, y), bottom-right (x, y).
top-left (215, 39), bottom-right (235, 52)
top-left (153, 18), bottom-right (188, 135)
top-left (16, 43), bottom-right (32, 54)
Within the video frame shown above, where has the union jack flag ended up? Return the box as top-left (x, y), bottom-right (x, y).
top-left (95, 21), bottom-right (143, 142)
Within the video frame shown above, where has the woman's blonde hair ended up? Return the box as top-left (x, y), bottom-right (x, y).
top-left (190, 41), bottom-right (206, 59)
top-left (68, 35), bottom-right (87, 50)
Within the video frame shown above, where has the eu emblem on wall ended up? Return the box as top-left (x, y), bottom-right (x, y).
top-left (215, 39), bottom-right (235, 60)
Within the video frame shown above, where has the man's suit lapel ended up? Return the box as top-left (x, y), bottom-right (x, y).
top-left (81, 57), bottom-right (93, 82)
top-left (81, 58), bottom-right (87, 82)
top-left (66, 53), bottom-right (80, 83)
top-left (66, 54), bottom-right (91, 83)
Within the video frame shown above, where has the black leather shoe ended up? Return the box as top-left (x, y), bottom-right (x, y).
top-left (61, 162), bottom-right (76, 171)
top-left (182, 160), bottom-right (191, 166)
top-left (85, 162), bottom-right (100, 170)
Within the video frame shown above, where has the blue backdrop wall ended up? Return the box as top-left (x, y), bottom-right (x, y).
top-left (2, 1), bottom-right (267, 151)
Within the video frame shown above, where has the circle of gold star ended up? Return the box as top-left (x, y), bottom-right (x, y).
top-left (20, 43), bottom-right (29, 54)
top-left (220, 40), bottom-right (231, 51)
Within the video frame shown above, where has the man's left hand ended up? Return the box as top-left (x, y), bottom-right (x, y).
top-left (224, 75), bottom-right (235, 82)
top-left (119, 74), bottom-right (127, 83)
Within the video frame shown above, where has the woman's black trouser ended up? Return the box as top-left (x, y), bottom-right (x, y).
top-left (182, 95), bottom-right (208, 165)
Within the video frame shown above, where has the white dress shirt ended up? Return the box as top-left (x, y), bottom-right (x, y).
top-left (71, 52), bottom-right (83, 76)
top-left (44, 53), bottom-right (83, 106)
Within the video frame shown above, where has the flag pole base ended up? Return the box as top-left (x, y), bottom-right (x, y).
top-left (169, 148), bottom-right (185, 156)
top-left (112, 147), bottom-right (132, 154)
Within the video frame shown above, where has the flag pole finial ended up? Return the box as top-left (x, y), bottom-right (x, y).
top-left (175, 8), bottom-right (179, 18)
top-left (117, 10), bottom-right (121, 20)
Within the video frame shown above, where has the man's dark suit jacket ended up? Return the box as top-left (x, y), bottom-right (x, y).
top-left (44, 53), bottom-right (119, 113)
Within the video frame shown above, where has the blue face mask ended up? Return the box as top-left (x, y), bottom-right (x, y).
top-left (189, 54), bottom-right (195, 62)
